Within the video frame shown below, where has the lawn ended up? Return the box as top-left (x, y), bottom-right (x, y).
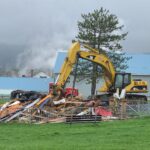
top-left (0, 117), bottom-right (150, 150)
top-left (0, 98), bottom-right (9, 105)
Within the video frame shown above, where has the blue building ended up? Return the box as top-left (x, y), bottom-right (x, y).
top-left (0, 77), bottom-right (52, 95)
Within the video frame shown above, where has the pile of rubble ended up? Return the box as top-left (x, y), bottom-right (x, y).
top-left (0, 90), bottom-right (115, 124)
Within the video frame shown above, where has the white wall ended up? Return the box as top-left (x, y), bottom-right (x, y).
top-left (65, 75), bottom-right (104, 98)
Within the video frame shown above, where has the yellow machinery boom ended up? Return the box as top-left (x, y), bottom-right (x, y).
top-left (57, 42), bottom-right (115, 91)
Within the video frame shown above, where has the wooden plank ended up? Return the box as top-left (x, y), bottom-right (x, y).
top-left (5, 98), bottom-right (40, 122)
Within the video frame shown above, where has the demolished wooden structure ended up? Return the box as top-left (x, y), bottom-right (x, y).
top-left (0, 90), bottom-right (113, 124)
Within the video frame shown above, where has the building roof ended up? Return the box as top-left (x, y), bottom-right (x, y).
top-left (0, 77), bottom-right (53, 92)
top-left (54, 51), bottom-right (150, 75)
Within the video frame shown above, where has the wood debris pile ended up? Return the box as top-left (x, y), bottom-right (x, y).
top-left (0, 90), bottom-right (113, 124)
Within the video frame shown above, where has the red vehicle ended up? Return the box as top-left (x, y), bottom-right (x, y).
top-left (49, 83), bottom-right (78, 98)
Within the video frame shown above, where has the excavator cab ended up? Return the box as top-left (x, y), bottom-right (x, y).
top-left (112, 73), bottom-right (131, 100)
top-left (113, 72), bottom-right (148, 103)
top-left (114, 73), bottom-right (131, 91)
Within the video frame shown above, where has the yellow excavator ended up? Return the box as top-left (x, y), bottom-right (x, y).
top-left (54, 42), bottom-right (148, 104)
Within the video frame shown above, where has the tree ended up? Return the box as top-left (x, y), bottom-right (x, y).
top-left (75, 8), bottom-right (130, 96)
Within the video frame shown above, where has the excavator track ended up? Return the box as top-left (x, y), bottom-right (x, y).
top-left (125, 94), bottom-right (147, 105)
top-left (95, 93), bottom-right (148, 106)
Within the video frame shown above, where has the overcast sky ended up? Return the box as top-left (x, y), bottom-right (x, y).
top-left (0, 0), bottom-right (149, 72)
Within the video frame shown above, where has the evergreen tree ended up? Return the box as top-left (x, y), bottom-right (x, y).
top-left (75, 8), bottom-right (130, 96)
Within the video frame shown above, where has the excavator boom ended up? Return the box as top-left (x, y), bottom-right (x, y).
top-left (56, 42), bottom-right (81, 86)
top-left (57, 42), bottom-right (115, 92)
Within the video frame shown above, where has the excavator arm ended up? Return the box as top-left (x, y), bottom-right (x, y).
top-left (78, 51), bottom-right (115, 92)
top-left (56, 42), bottom-right (81, 86)
top-left (56, 42), bottom-right (115, 92)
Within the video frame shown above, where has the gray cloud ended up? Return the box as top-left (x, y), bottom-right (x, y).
top-left (0, 0), bottom-right (149, 71)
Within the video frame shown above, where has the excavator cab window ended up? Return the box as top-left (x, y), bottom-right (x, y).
top-left (114, 73), bottom-right (131, 90)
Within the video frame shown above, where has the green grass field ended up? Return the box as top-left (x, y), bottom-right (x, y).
top-left (0, 99), bottom-right (8, 104)
top-left (0, 117), bottom-right (150, 150)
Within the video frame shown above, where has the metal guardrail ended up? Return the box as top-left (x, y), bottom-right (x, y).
top-left (66, 115), bottom-right (102, 124)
